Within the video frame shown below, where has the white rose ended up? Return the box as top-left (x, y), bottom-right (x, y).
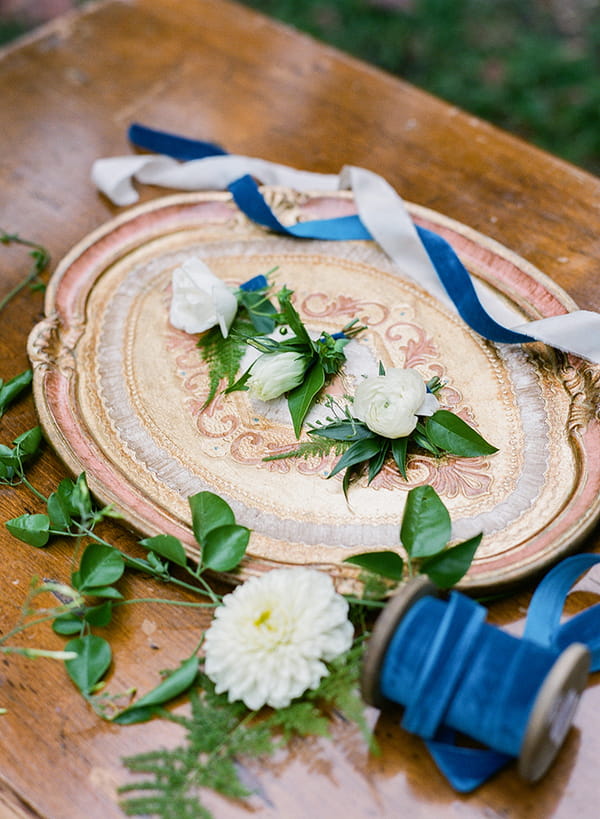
top-left (353, 368), bottom-right (438, 438)
top-left (247, 351), bottom-right (306, 401)
top-left (169, 258), bottom-right (238, 337)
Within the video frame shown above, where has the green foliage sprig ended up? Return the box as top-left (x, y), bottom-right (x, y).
top-left (0, 369), bottom-right (32, 419)
top-left (0, 576), bottom-right (81, 663)
top-left (344, 484), bottom-right (482, 600)
top-left (197, 270), bottom-right (279, 406)
top-left (6, 467), bottom-right (251, 714)
top-left (0, 230), bottom-right (50, 311)
top-left (228, 286), bottom-right (365, 436)
top-left (119, 646), bottom-right (368, 817)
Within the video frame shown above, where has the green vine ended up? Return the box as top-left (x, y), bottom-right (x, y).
top-left (0, 229), bottom-right (50, 311)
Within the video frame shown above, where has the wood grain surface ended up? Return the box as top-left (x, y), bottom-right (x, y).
top-left (0, 1), bottom-right (599, 817)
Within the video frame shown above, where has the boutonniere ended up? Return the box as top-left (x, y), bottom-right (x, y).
top-left (169, 258), bottom-right (278, 406)
top-left (268, 364), bottom-right (497, 494)
top-left (227, 287), bottom-right (365, 437)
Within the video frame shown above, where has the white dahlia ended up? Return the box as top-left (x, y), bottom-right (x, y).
top-left (203, 568), bottom-right (354, 710)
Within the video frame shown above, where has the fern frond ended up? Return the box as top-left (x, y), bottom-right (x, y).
top-left (263, 437), bottom-right (350, 462)
top-left (197, 317), bottom-right (255, 407)
top-left (120, 678), bottom-right (274, 818)
top-left (120, 655), bottom-right (371, 818)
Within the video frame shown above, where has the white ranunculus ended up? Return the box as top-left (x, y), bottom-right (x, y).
top-left (246, 351), bottom-right (306, 402)
top-left (204, 568), bottom-right (354, 710)
top-left (169, 258), bottom-right (238, 337)
top-left (353, 368), bottom-right (438, 438)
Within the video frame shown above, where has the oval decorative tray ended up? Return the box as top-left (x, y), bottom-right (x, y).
top-left (28, 190), bottom-right (600, 593)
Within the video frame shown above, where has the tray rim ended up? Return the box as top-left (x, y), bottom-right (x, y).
top-left (28, 190), bottom-right (600, 594)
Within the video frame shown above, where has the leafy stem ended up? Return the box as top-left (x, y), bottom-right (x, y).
top-left (0, 230), bottom-right (50, 312)
top-left (114, 597), bottom-right (217, 609)
top-left (19, 475), bottom-right (48, 503)
top-left (344, 485), bottom-right (482, 600)
top-left (70, 525), bottom-right (223, 602)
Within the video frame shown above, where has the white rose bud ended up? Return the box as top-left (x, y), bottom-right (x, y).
top-left (247, 351), bottom-right (306, 402)
top-left (353, 368), bottom-right (438, 438)
top-left (169, 258), bottom-right (238, 337)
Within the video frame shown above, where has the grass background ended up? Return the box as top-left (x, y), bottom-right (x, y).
top-left (1, 0), bottom-right (599, 174)
top-left (240, 0), bottom-right (600, 175)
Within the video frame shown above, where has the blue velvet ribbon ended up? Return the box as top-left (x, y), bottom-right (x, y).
top-left (239, 274), bottom-right (269, 292)
top-left (524, 553), bottom-right (600, 671)
top-left (129, 122), bottom-right (228, 160)
top-left (128, 123), bottom-right (534, 346)
top-left (378, 554), bottom-right (600, 792)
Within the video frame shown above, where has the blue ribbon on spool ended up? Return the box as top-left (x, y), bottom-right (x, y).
top-left (362, 554), bottom-right (600, 792)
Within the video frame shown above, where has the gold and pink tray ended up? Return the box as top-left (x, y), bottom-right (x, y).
top-left (28, 190), bottom-right (600, 593)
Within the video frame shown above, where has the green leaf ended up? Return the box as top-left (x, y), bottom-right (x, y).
top-left (420, 533), bottom-right (483, 588)
top-left (0, 369), bottom-right (32, 416)
top-left (328, 436), bottom-right (382, 479)
top-left (400, 485), bottom-right (451, 558)
top-left (47, 491), bottom-right (72, 531)
top-left (367, 442), bottom-right (389, 483)
top-left (84, 601), bottom-right (114, 627)
top-left (202, 524), bottom-right (250, 572)
top-left (238, 290), bottom-right (277, 335)
top-left (54, 477), bottom-right (77, 514)
top-left (13, 426), bottom-right (42, 457)
top-left (122, 554), bottom-right (161, 575)
top-left (54, 602), bottom-right (114, 635)
top-left (287, 360), bottom-right (325, 438)
top-left (0, 462), bottom-right (14, 480)
top-left (5, 513), bottom-right (50, 547)
top-left (391, 437), bottom-right (408, 479)
top-left (277, 290), bottom-right (312, 347)
top-left (263, 436), bottom-right (347, 463)
top-left (113, 655), bottom-right (199, 725)
top-left (189, 491), bottom-right (235, 546)
top-left (64, 634), bottom-right (111, 696)
top-left (146, 552), bottom-right (169, 574)
top-left (309, 419), bottom-right (372, 442)
top-left (412, 425), bottom-right (441, 455)
top-left (51, 474), bottom-right (92, 523)
top-left (0, 443), bottom-right (17, 465)
top-left (223, 364), bottom-right (253, 394)
top-left (139, 534), bottom-right (188, 567)
top-left (52, 614), bottom-right (84, 636)
top-left (316, 333), bottom-right (350, 376)
top-left (197, 315), bottom-right (256, 405)
top-left (425, 410), bottom-right (498, 457)
top-left (267, 700), bottom-right (331, 740)
top-left (76, 543), bottom-right (125, 591)
top-left (344, 550), bottom-right (404, 581)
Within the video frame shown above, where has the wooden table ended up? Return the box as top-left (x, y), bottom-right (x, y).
top-left (1, 1), bottom-right (599, 816)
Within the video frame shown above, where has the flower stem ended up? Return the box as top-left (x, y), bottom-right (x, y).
top-left (114, 597), bottom-right (216, 609)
